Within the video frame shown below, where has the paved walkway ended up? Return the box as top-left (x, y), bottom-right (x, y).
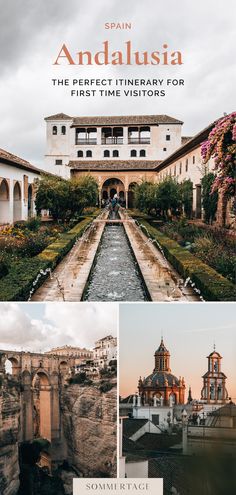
top-left (120, 212), bottom-right (198, 301)
top-left (32, 210), bottom-right (199, 302)
top-left (31, 212), bottom-right (107, 301)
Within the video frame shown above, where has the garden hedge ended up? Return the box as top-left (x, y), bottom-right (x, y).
top-left (137, 220), bottom-right (236, 302)
top-left (0, 216), bottom-right (94, 301)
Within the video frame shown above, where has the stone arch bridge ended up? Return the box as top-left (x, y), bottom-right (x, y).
top-left (0, 349), bottom-right (78, 444)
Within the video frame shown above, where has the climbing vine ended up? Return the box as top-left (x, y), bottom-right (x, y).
top-left (201, 112), bottom-right (236, 197)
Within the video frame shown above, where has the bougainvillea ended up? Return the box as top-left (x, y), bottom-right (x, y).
top-left (201, 112), bottom-right (236, 196)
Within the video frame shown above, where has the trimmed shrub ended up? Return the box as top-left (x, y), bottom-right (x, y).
top-left (138, 220), bottom-right (236, 301)
top-left (0, 216), bottom-right (94, 301)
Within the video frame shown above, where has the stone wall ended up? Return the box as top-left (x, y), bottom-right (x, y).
top-left (61, 379), bottom-right (117, 478)
top-left (0, 376), bottom-right (21, 495)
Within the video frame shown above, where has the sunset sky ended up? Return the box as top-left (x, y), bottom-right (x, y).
top-left (119, 303), bottom-right (236, 402)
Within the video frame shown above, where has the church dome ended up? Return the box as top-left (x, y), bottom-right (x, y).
top-left (143, 371), bottom-right (180, 387)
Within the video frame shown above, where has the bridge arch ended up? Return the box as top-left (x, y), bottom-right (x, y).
top-left (32, 370), bottom-right (52, 441)
top-left (5, 356), bottom-right (20, 376)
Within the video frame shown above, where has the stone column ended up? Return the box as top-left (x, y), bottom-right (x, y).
top-left (123, 126), bottom-right (128, 145)
top-left (21, 385), bottom-right (34, 441)
top-left (125, 190), bottom-right (128, 209)
top-left (51, 384), bottom-right (60, 440)
top-left (132, 395), bottom-right (136, 406)
top-left (97, 127), bottom-right (102, 145)
top-left (153, 396), bottom-right (157, 407)
top-left (137, 395), bottom-right (141, 407)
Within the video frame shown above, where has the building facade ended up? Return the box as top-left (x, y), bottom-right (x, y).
top-left (138, 338), bottom-right (185, 406)
top-left (44, 113), bottom-right (183, 207)
top-left (0, 148), bottom-right (41, 224)
top-left (201, 348), bottom-right (228, 405)
top-left (93, 335), bottom-right (117, 368)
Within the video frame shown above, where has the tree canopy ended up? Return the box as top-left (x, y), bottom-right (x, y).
top-left (35, 174), bottom-right (98, 221)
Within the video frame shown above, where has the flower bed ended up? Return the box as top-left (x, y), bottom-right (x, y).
top-left (137, 220), bottom-right (236, 301)
top-left (0, 216), bottom-right (95, 301)
top-left (157, 220), bottom-right (235, 283)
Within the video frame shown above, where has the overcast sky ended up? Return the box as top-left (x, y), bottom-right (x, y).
top-left (119, 303), bottom-right (236, 401)
top-left (0, 302), bottom-right (117, 351)
top-left (0, 0), bottom-right (235, 166)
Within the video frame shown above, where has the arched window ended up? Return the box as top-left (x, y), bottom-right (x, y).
top-left (104, 150), bottom-right (110, 157)
top-left (140, 149), bottom-right (146, 157)
top-left (61, 125), bottom-right (66, 135)
top-left (86, 150), bottom-right (92, 157)
top-left (52, 126), bottom-right (57, 135)
top-left (113, 150), bottom-right (119, 157)
top-left (77, 150), bottom-right (83, 157)
top-left (130, 150), bottom-right (137, 157)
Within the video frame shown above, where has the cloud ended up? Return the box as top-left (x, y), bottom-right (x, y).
top-left (0, 0), bottom-right (235, 164)
top-left (0, 302), bottom-right (117, 352)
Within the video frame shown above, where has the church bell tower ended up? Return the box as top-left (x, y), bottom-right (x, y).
top-left (201, 347), bottom-right (228, 404)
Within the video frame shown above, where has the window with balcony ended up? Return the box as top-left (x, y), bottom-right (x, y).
top-left (101, 127), bottom-right (123, 144)
top-left (86, 150), bottom-right (92, 157)
top-left (104, 150), bottom-right (110, 157)
top-left (130, 149), bottom-right (137, 157)
top-left (128, 126), bottom-right (150, 144)
top-left (52, 126), bottom-right (57, 135)
top-left (77, 150), bottom-right (83, 157)
top-left (113, 150), bottom-right (119, 157)
top-left (61, 125), bottom-right (66, 135)
top-left (75, 127), bottom-right (97, 145)
top-left (140, 149), bottom-right (146, 157)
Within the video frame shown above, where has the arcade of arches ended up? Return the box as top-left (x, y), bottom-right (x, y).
top-left (70, 170), bottom-right (157, 209)
top-left (0, 177), bottom-right (36, 224)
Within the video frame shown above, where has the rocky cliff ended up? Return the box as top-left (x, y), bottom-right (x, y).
top-left (0, 377), bottom-right (21, 495)
top-left (61, 378), bottom-right (117, 479)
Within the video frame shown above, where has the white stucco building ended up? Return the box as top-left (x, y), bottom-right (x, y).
top-left (156, 123), bottom-right (216, 217)
top-left (93, 335), bottom-right (117, 368)
top-left (0, 148), bottom-right (42, 224)
top-left (44, 112), bottom-right (183, 170)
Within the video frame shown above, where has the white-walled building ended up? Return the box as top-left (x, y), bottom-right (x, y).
top-left (0, 148), bottom-right (42, 224)
top-left (44, 113), bottom-right (183, 169)
top-left (156, 123), bottom-right (216, 218)
top-left (93, 335), bottom-right (117, 368)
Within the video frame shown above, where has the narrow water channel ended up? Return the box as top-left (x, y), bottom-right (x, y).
top-left (82, 223), bottom-right (150, 301)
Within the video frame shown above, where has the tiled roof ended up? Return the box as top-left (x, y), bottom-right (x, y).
top-left (44, 113), bottom-right (183, 125)
top-left (69, 160), bottom-right (161, 171)
top-left (209, 402), bottom-right (236, 417)
top-left (155, 120), bottom-right (217, 171)
top-left (123, 418), bottom-right (148, 438)
top-left (0, 148), bottom-right (41, 174)
top-left (123, 435), bottom-right (143, 453)
top-left (149, 456), bottom-right (191, 495)
top-left (181, 136), bottom-right (192, 145)
top-left (120, 395), bottom-right (134, 404)
top-left (136, 432), bottom-right (181, 451)
top-left (44, 113), bottom-right (73, 121)
top-left (71, 115), bottom-right (183, 126)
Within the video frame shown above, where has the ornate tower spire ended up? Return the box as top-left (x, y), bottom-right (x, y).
top-left (154, 338), bottom-right (171, 372)
top-left (187, 386), bottom-right (193, 404)
top-left (201, 348), bottom-right (228, 404)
